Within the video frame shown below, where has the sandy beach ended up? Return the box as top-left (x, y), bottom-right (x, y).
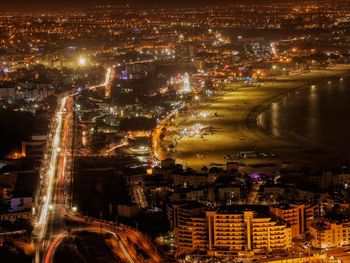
top-left (174, 64), bottom-right (350, 171)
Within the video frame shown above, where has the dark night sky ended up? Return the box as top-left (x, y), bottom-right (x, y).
top-left (0, 0), bottom-right (211, 8)
top-left (0, 0), bottom-right (293, 11)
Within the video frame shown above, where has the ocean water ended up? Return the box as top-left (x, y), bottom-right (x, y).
top-left (258, 75), bottom-right (350, 158)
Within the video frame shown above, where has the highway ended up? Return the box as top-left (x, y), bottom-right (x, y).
top-left (32, 66), bottom-right (160, 262)
top-left (34, 67), bottom-right (113, 239)
top-left (33, 95), bottom-right (69, 240)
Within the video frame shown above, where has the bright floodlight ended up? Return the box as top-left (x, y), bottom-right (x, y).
top-left (79, 57), bottom-right (86, 66)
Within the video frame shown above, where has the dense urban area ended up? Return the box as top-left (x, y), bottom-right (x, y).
top-left (1, 1), bottom-right (350, 262)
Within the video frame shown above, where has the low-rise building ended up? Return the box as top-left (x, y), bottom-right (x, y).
top-left (0, 209), bottom-right (32, 222)
top-left (216, 185), bottom-right (241, 203)
top-left (171, 173), bottom-right (215, 187)
top-left (123, 173), bottom-right (144, 187)
top-left (310, 218), bottom-right (350, 248)
top-left (321, 196), bottom-right (350, 215)
top-left (270, 202), bottom-right (319, 238)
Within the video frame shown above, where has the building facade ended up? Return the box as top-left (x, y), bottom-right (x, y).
top-left (167, 201), bottom-right (206, 230)
top-left (310, 219), bottom-right (350, 249)
top-left (270, 203), bottom-right (319, 238)
top-left (176, 206), bottom-right (292, 257)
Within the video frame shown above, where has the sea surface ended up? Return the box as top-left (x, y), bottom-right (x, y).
top-left (258, 75), bottom-right (350, 158)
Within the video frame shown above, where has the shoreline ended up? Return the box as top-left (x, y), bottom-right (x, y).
top-left (254, 71), bottom-right (350, 163)
top-left (251, 70), bottom-right (350, 144)
top-left (252, 71), bottom-right (350, 136)
top-left (174, 64), bottom-right (350, 170)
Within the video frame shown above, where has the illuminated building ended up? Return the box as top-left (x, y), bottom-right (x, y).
top-left (310, 218), bottom-right (350, 248)
top-left (176, 43), bottom-right (195, 59)
top-left (121, 70), bottom-right (128, 80)
top-left (0, 210), bottom-right (32, 223)
top-left (171, 172), bottom-right (216, 187)
top-left (270, 202), bottom-right (319, 238)
top-left (167, 201), bottom-right (206, 230)
top-left (175, 206), bottom-right (292, 256)
top-left (182, 72), bottom-right (191, 93)
top-left (0, 84), bottom-right (15, 99)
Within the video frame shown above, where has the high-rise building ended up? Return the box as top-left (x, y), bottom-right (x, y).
top-left (176, 206), bottom-right (292, 257)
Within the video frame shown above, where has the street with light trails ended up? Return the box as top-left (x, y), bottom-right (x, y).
top-left (31, 67), bottom-right (160, 263)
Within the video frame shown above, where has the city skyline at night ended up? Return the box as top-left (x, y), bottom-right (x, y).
top-left (1, 1), bottom-right (350, 262)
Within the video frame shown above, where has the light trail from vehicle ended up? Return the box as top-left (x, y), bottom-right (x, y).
top-left (33, 66), bottom-right (115, 262)
top-left (34, 65), bottom-right (159, 263)
top-left (34, 95), bottom-right (68, 239)
top-left (88, 67), bottom-right (112, 90)
top-left (106, 230), bottom-right (135, 263)
top-left (104, 141), bottom-right (129, 155)
top-left (44, 232), bottom-right (67, 263)
top-left (44, 228), bottom-right (136, 263)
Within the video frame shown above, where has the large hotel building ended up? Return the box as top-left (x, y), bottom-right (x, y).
top-left (175, 206), bottom-right (292, 257)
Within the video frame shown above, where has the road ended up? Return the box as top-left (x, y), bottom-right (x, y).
top-left (33, 95), bottom-right (70, 240)
top-left (151, 108), bottom-right (179, 165)
top-left (34, 67), bottom-right (114, 241)
top-left (44, 227), bottom-right (135, 263)
top-left (31, 66), bottom-right (157, 262)
top-left (43, 216), bottom-right (161, 263)
top-left (33, 66), bottom-right (160, 262)
top-left (88, 66), bottom-right (113, 91)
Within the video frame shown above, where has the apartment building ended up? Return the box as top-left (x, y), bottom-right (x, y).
top-left (270, 202), bottom-right (319, 238)
top-left (176, 206), bottom-right (292, 256)
top-left (310, 219), bottom-right (350, 248)
top-left (167, 201), bottom-right (206, 229)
